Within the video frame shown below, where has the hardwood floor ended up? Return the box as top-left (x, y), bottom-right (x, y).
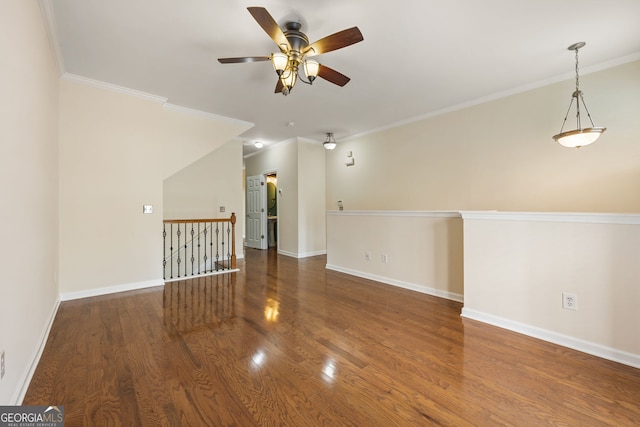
top-left (25, 249), bottom-right (640, 426)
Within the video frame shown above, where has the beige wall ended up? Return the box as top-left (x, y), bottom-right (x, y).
top-left (297, 139), bottom-right (326, 256)
top-left (461, 212), bottom-right (640, 367)
top-left (58, 79), bottom-right (251, 297)
top-left (326, 60), bottom-right (640, 213)
top-left (327, 212), bottom-right (463, 301)
top-left (245, 138), bottom-right (327, 257)
top-left (163, 139), bottom-right (245, 257)
top-left (0, 1), bottom-right (60, 404)
top-left (324, 59), bottom-right (640, 367)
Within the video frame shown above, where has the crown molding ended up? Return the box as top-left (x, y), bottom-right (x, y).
top-left (38, 0), bottom-right (65, 76)
top-left (345, 52), bottom-right (640, 143)
top-left (163, 103), bottom-right (253, 127)
top-left (61, 73), bottom-right (168, 103)
top-left (61, 74), bottom-right (255, 127)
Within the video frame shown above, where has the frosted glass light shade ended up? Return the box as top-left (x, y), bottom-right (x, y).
top-left (281, 68), bottom-right (297, 90)
top-left (552, 127), bottom-right (606, 148)
top-left (271, 52), bottom-right (288, 74)
top-left (323, 133), bottom-right (337, 150)
top-left (304, 60), bottom-right (320, 81)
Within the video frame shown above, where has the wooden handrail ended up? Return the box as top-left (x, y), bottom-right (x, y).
top-left (163, 216), bottom-right (233, 224)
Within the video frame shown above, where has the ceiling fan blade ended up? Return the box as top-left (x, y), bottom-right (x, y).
top-left (218, 56), bottom-right (270, 64)
top-left (304, 27), bottom-right (363, 56)
top-left (274, 78), bottom-right (284, 93)
top-left (247, 7), bottom-right (291, 51)
top-left (317, 64), bottom-right (351, 87)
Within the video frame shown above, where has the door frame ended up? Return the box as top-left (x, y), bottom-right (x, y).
top-left (264, 171), bottom-right (278, 250)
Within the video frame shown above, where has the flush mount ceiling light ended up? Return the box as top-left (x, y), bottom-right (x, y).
top-left (218, 7), bottom-right (363, 96)
top-left (254, 141), bottom-right (264, 149)
top-left (323, 133), bottom-right (337, 150)
top-left (552, 42), bottom-right (606, 148)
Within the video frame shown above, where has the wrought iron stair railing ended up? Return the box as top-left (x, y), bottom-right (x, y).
top-left (163, 213), bottom-right (237, 281)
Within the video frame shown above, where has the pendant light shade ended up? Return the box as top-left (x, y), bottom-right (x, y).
top-left (552, 42), bottom-right (606, 148)
top-left (553, 127), bottom-right (606, 148)
top-left (271, 52), bottom-right (288, 75)
top-left (303, 60), bottom-right (320, 82)
top-left (280, 68), bottom-right (297, 92)
top-left (323, 133), bottom-right (337, 150)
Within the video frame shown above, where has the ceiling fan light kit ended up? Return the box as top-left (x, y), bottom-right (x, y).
top-left (218, 7), bottom-right (363, 96)
top-left (552, 42), bottom-right (606, 148)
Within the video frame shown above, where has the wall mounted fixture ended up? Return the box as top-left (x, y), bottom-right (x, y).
top-left (552, 42), bottom-right (606, 148)
top-left (345, 150), bottom-right (355, 166)
top-left (323, 133), bottom-right (337, 150)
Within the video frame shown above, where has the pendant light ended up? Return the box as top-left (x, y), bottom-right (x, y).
top-left (552, 42), bottom-right (606, 148)
top-left (323, 133), bottom-right (337, 150)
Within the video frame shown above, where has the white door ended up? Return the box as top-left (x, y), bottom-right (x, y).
top-left (246, 175), bottom-right (266, 249)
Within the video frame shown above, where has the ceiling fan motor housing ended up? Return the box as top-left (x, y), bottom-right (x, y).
top-left (283, 22), bottom-right (309, 60)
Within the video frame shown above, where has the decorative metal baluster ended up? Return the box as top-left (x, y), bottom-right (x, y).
top-left (215, 222), bottom-right (220, 271)
top-left (170, 223), bottom-right (174, 279)
top-left (190, 223), bottom-right (195, 277)
top-left (218, 221), bottom-right (224, 270)
top-left (176, 224), bottom-right (182, 277)
top-left (226, 221), bottom-right (231, 269)
top-left (220, 221), bottom-right (226, 270)
top-left (163, 223), bottom-right (167, 280)
top-left (162, 217), bottom-right (237, 280)
top-left (183, 223), bottom-right (189, 277)
top-left (203, 225), bottom-right (209, 274)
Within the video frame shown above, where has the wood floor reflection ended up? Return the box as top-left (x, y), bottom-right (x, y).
top-left (24, 249), bottom-right (640, 426)
top-left (163, 275), bottom-right (236, 332)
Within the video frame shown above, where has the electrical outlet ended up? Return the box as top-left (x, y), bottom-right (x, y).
top-left (1, 350), bottom-right (5, 380)
top-left (562, 292), bottom-right (578, 311)
top-left (364, 251), bottom-right (371, 261)
top-left (381, 254), bottom-right (389, 263)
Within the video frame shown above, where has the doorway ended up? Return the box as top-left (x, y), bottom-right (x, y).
top-left (265, 173), bottom-right (278, 249)
top-left (245, 172), bottom-right (278, 251)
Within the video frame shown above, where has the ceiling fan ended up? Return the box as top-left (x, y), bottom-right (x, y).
top-left (218, 7), bottom-right (364, 95)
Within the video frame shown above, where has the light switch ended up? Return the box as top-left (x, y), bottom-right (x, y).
top-left (143, 205), bottom-right (153, 214)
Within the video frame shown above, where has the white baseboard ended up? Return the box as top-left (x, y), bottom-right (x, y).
top-left (461, 308), bottom-right (640, 369)
top-left (14, 298), bottom-right (60, 405)
top-left (60, 279), bottom-right (164, 301)
top-left (325, 264), bottom-right (464, 303)
top-left (278, 250), bottom-right (327, 259)
top-left (164, 269), bottom-right (240, 283)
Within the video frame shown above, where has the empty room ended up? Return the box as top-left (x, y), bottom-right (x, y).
top-left (2, 1), bottom-right (640, 425)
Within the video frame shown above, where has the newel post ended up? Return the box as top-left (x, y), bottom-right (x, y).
top-left (230, 212), bottom-right (237, 269)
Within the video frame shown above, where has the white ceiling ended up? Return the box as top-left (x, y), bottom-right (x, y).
top-left (48, 0), bottom-right (640, 156)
